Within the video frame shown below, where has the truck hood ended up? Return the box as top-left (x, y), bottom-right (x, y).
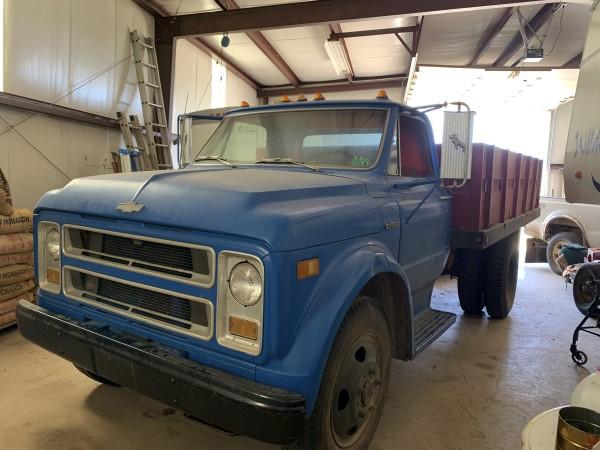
top-left (37, 167), bottom-right (383, 251)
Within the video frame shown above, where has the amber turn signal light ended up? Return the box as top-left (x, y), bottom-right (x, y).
top-left (313, 92), bottom-right (325, 101)
top-left (240, 100), bottom-right (250, 107)
top-left (47, 268), bottom-right (60, 284)
top-left (229, 316), bottom-right (258, 340)
top-left (297, 258), bottom-right (320, 280)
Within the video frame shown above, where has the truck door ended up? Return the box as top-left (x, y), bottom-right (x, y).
top-left (387, 112), bottom-right (451, 313)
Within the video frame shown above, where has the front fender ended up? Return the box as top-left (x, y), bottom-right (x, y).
top-left (255, 242), bottom-right (412, 413)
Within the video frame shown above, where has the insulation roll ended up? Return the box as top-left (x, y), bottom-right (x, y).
top-left (0, 279), bottom-right (35, 302)
top-left (0, 265), bottom-right (34, 287)
top-left (0, 233), bottom-right (33, 255)
top-left (0, 209), bottom-right (33, 234)
top-left (0, 290), bottom-right (34, 315)
top-left (0, 251), bottom-right (33, 268)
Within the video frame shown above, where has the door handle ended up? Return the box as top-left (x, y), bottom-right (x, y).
top-left (438, 195), bottom-right (452, 200)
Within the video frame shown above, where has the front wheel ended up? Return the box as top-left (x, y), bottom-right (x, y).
top-left (546, 231), bottom-right (582, 275)
top-left (293, 296), bottom-right (391, 450)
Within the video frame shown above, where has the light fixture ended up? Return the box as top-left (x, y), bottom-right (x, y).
top-left (523, 47), bottom-right (544, 63)
top-left (221, 32), bottom-right (230, 48)
top-left (324, 38), bottom-right (351, 77)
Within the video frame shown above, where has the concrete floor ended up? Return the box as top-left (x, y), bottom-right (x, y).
top-left (0, 262), bottom-right (595, 450)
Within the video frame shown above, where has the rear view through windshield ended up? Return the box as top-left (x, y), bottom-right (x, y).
top-left (194, 109), bottom-right (388, 169)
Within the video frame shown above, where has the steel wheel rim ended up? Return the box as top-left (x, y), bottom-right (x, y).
top-left (552, 240), bottom-right (568, 265)
top-left (330, 335), bottom-right (382, 448)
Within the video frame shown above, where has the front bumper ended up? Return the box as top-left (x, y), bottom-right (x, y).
top-left (16, 300), bottom-right (305, 444)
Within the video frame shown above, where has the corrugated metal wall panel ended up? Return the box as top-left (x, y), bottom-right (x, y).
top-left (1, 0), bottom-right (152, 209)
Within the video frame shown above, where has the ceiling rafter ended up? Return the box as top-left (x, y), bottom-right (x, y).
top-left (329, 26), bottom-right (420, 40)
top-left (493, 2), bottom-right (563, 67)
top-left (190, 37), bottom-right (261, 90)
top-left (469, 7), bottom-right (515, 65)
top-left (160, 0), bottom-right (549, 37)
top-left (216, 0), bottom-right (301, 87)
top-left (257, 75), bottom-right (407, 98)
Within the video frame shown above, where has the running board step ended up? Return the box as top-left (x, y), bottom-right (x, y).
top-left (413, 309), bottom-right (456, 355)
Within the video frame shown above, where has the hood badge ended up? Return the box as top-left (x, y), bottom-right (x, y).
top-left (116, 201), bottom-right (145, 213)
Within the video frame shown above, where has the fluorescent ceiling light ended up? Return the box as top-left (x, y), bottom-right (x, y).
top-left (324, 39), bottom-right (351, 78)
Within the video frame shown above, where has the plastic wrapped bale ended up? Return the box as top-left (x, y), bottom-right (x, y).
top-left (0, 209), bottom-right (32, 234)
top-left (0, 233), bottom-right (33, 255)
top-left (0, 264), bottom-right (33, 287)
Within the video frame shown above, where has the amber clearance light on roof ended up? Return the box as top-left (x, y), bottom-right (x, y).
top-left (297, 258), bottom-right (320, 280)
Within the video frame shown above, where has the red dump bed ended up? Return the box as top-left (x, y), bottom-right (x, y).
top-left (436, 143), bottom-right (542, 249)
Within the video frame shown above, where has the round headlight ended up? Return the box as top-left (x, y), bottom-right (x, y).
top-left (46, 229), bottom-right (61, 261)
top-left (229, 262), bottom-right (262, 306)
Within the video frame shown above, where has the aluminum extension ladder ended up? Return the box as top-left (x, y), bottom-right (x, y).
top-left (117, 112), bottom-right (155, 171)
top-left (128, 30), bottom-right (172, 170)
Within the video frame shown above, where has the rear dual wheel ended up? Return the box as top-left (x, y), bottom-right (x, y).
top-left (457, 232), bottom-right (520, 320)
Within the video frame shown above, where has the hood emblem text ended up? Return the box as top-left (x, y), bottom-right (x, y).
top-left (116, 201), bottom-right (145, 213)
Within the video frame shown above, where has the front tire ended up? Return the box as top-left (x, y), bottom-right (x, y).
top-left (484, 232), bottom-right (520, 320)
top-left (546, 231), bottom-right (582, 275)
top-left (295, 296), bottom-right (391, 450)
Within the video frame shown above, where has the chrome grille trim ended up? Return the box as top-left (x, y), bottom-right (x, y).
top-left (62, 225), bottom-right (215, 288)
top-left (62, 265), bottom-right (213, 340)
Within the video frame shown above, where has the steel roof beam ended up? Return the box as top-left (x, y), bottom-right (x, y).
top-left (493, 3), bottom-right (563, 66)
top-left (189, 38), bottom-right (261, 89)
top-left (257, 75), bottom-right (407, 97)
top-left (217, 0), bottom-right (301, 87)
top-left (330, 25), bottom-right (420, 40)
top-left (469, 7), bottom-right (515, 65)
top-left (160, 0), bottom-right (550, 37)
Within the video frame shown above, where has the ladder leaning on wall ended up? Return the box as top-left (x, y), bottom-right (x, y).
top-left (116, 30), bottom-right (173, 172)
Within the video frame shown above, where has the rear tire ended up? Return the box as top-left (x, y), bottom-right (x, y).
top-left (74, 365), bottom-right (120, 387)
top-left (546, 231), bottom-right (582, 275)
top-left (573, 263), bottom-right (600, 316)
top-left (484, 232), bottom-right (520, 320)
top-left (292, 296), bottom-right (391, 450)
top-left (456, 249), bottom-right (486, 315)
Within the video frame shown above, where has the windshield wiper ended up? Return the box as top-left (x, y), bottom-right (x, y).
top-left (194, 156), bottom-right (236, 168)
top-left (255, 158), bottom-right (320, 172)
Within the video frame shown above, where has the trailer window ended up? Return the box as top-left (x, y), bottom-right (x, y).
top-left (399, 115), bottom-right (433, 177)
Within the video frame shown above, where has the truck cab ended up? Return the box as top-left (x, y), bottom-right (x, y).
top-left (17, 97), bottom-right (531, 449)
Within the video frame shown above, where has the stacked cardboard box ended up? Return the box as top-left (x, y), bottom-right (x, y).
top-left (0, 168), bottom-right (35, 328)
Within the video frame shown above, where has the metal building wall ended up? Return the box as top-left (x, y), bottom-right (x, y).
top-left (2, 0), bottom-right (153, 209)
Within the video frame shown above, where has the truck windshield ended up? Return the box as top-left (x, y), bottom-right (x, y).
top-left (193, 108), bottom-right (388, 169)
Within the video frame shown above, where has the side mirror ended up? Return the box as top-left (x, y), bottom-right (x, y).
top-left (178, 116), bottom-right (193, 168)
top-left (440, 103), bottom-right (475, 186)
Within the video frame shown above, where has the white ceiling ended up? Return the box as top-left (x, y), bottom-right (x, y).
top-left (154, 0), bottom-right (592, 100)
top-left (406, 66), bottom-right (580, 111)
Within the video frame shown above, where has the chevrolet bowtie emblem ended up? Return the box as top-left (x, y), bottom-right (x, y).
top-left (115, 201), bottom-right (145, 213)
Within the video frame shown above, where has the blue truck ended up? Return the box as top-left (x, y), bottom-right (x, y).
top-left (17, 96), bottom-right (540, 449)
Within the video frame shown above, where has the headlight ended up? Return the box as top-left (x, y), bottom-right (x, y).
top-left (229, 262), bottom-right (262, 306)
top-left (217, 252), bottom-right (264, 355)
top-left (46, 229), bottom-right (61, 261)
top-left (38, 222), bottom-right (61, 293)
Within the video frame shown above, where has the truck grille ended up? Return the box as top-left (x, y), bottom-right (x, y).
top-left (63, 266), bottom-right (212, 339)
top-left (63, 225), bottom-right (214, 287)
